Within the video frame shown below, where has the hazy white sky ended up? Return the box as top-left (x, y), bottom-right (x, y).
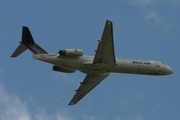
top-left (0, 0), bottom-right (179, 120)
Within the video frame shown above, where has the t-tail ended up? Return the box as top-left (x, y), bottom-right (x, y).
top-left (11, 26), bottom-right (49, 57)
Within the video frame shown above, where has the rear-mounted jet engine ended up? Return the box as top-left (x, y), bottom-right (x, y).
top-left (59, 49), bottom-right (83, 57)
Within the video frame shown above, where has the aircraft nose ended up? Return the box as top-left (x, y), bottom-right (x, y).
top-left (165, 65), bottom-right (173, 75)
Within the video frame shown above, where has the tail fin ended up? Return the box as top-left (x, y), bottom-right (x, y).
top-left (11, 26), bottom-right (48, 57)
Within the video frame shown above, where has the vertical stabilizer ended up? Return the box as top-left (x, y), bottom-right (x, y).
top-left (21, 26), bottom-right (35, 44)
top-left (11, 26), bottom-right (49, 57)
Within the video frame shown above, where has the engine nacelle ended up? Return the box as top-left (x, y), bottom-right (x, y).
top-left (59, 49), bottom-right (83, 57)
top-left (53, 66), bottom-right (75, 73)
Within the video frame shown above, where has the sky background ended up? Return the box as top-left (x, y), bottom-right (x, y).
top-left (0, 0), bottom-right (179, 120)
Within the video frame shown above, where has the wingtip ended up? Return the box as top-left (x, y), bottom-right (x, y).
top-left (10, 55), bottom-right (15, 58)
top-left (68, 102), bottom-right (75, 106)
top-left (106, 20), bottom-right (112, 23)
top-left (22, 26), bottom-right (28, 28)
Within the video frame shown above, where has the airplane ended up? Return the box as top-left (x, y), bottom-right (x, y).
top-left (11, 20), bottom-right (173, 105)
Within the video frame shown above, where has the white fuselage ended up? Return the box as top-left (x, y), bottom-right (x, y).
top-left (33, 54), bottom-right (173, 76)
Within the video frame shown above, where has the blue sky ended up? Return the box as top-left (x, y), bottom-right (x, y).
top-left (0, 0), bottom-right (179, 120)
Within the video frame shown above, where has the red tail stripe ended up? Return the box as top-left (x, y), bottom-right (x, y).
top-left (26, 45), bottom-right (38, 54)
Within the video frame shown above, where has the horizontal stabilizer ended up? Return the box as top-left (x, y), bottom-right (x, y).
top-left (11, 43), bottom-right (27, 57)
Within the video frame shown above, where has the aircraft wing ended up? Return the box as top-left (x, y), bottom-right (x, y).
top-left (93, 20), bottom-right (116, 65)
top-left (69, 20), bottom-right (115, 105)
top-left (69, 74), bottom-right (109, 105)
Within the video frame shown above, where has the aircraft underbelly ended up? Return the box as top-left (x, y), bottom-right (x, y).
top-left (57, 59), bottom-right (82, 70)
top-left (112, 63), bottom-right (162, 76)
top-left (35, 55), bottom-right (82, 70)
top-left (79, 62), bottom-right (112, 74)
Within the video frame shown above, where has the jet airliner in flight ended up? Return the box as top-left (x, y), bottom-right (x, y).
top-left (11, 20), bottom-right (173, 105)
